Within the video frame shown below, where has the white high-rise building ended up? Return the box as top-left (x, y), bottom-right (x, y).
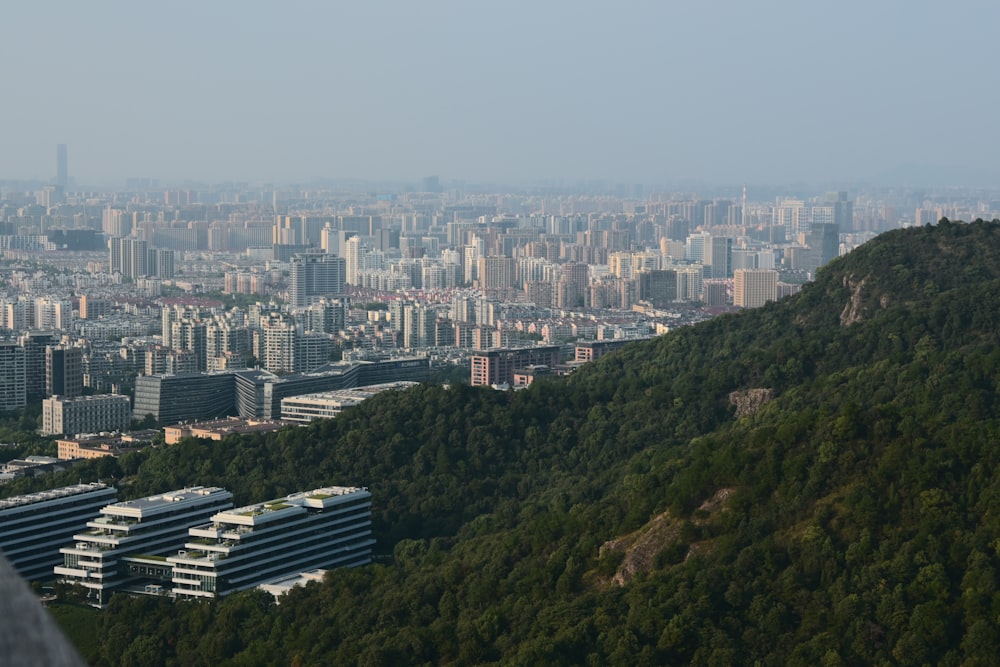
top-left (344, 236), bottom-right (363, 286)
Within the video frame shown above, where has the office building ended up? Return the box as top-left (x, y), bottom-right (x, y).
top-left (133, 373), bottom-right (236, 425)
top-left (234, 358), bottom-right (430, 420)
top-left (0, 483), bottom-right (117, 581)
top-left (808, 223), bottom-right (841, 272)
top-left (280, 382), bottom-right (419, 423)
top-left (0, 343), bottom-right (26, 411)
top-left (46, 345), bottom-right (83, 398)
top-left (734, 269), bottom-right (779, 308)
top-left (55, 486), bottom-right (234, 606)
top-left (637, 270), bottom-right (678, 307)
top-left (41, 394), bottom-right (132, 436)
top-left (169, 486), bottom-right (373, 600)
top-left (163, 418), bottom-right (289, 444)
top-left (470, 346), bottom-right (562, 387)
top-left (704, 235), bottom-right (733, 279)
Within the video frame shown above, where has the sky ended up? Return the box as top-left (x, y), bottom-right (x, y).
top-left (2, 1), bottom-right (997, 188)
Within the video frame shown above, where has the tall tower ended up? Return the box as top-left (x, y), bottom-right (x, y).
top-left (741, 184), bottom-right (747, 228)
top-left (56, 144), bottom-right (68, 191)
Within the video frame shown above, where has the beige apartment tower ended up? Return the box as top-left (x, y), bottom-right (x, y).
top-left (734, 269), bottom-right (779, 308)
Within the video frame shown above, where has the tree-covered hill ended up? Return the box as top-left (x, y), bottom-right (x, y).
top-left (35, 219), bottom-right (1000, 665)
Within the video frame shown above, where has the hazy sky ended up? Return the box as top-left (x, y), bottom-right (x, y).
top-left (2, 1), bottom-right (996, 188)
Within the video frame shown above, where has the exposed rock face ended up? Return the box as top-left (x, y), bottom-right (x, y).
top-left (729, 388), bottom-right (773, 418)
top-left (600, 488), bottom-right (734, 587)
top-left (840, 276), bottom-right (867, 326)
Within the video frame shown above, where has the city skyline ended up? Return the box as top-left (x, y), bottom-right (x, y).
top-left (3, 2), bottom-right (998, 188)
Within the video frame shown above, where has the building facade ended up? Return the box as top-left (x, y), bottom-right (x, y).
top-left (54, 486), bottom-right (233, 606)
top-left (470, 345), bottom-right (562, 387)
top-left (0, 483), bottom-right (117, 581)
top-left (734, 268), bottom-right (779, 308)
top-left (0, 343), bottom-right (26, 411)
top-left (169, 486), bottom-right (373, 599)
top-left (41, 394), bottom-right (132, 436)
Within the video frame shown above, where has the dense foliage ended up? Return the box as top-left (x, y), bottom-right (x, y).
top-left (42, 219), bottom-right (1000, 664)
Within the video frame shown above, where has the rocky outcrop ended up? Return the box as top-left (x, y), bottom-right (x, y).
top-left (729, 388), bottom-right (773, 418)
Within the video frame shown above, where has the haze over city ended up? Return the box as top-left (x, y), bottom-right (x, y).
top-left (4, 1), bottom-right (997, 188)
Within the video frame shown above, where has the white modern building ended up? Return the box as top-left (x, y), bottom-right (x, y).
top-left (279, 382), bottom-right (419, 423)
top-left (169, 486), bottom-right (373, 599)
top-left (41, 394), bottom-right (132, 436)
top-left (54, 486), bottom-right (233, 606)
top-left (0, 483), bottom-right (117, 581)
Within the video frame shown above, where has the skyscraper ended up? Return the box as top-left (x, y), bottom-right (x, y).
top-left (704, 235), bottom-right (733, 279)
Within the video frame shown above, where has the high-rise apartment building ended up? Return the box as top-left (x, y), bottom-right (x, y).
top-left (289, 252), bottom-right (346, 307)
top-left (0, 343), bottom-right (26, 411)
top-left (19, 331), bottom-right (57, 398)
top-left (477, 256), bottom-right (515, 289)
top-left (734, 268), bottom-right (779, 308)
top-left (109, 237), bottom-right (149, 278)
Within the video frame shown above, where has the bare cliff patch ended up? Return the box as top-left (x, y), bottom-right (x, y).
top-left (729, 388), bottom-right (773, 418)
top-left (596, 488), bottom-right (735, 587)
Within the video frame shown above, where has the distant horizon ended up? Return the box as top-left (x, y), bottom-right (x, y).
top-left (3, 159), bottom-right (998, 198)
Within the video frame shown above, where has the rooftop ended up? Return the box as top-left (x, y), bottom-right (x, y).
top-left (108, 486), bottom-right (231, 517)
top-left (0, 482), bottom-right (111, 512)
top-left (214, 486), bottom-right (368, 525)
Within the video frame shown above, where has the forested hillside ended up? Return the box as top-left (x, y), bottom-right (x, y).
top-left (34, 219), bottom-right (1000, 665)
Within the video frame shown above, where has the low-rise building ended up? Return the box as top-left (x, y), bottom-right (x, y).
top-left (169, 486), bottom-right (373, 600)
top-left (0, 483), bottom-right (117, 581)
top-left (279, 382), bottom-right (418, 424)
top-left (54, 486), bottom-right (233, 606)
top-left (56, 432), bottom-right (155, 460)
top-left (41, 394), bottom-right (132, 436)
top-left (163, 418), bottom-right (291, 445)
top-left (470, 345), bottom-right (561, 387)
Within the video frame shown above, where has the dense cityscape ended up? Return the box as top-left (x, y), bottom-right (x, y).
top-left (6, 146), bottom-right (999, 430)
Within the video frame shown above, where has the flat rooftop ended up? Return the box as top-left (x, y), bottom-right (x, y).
top-left (282, 382), bottom-right (419, 405)
top-left (109, 486), bottom-right (230, 517)
top-left (0, 482), bottom-right (111, 512)
top-left (214, 486), bottom-right (368, 525)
